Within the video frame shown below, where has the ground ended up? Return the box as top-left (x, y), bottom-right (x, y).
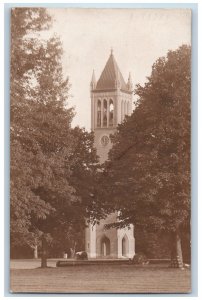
top-left (10, 259), bottom-right (191, 294)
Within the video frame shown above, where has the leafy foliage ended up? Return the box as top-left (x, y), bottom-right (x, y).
top-left (10, 8), bottom-right (55, 246)
top-left (10, 8), bottom-right (98, 255)
top-left (131, 253), bottom-right (149, 265)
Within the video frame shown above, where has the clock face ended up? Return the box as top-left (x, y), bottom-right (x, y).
top-left (100, 135), bottom-right (110, 147)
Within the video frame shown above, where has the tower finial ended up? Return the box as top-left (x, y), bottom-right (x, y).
top-left (127, 72), bottom-right (133, 92)
top-left (90, 69), bottom-right (96, 90)
top-left (111, 47), bottom-right (113, 55)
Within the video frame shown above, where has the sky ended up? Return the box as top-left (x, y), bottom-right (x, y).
top-left (47, 8), bottom-right (191, 130)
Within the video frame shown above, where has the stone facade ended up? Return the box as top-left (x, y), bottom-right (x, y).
top-left (85, 51), bottom-right (135, 258)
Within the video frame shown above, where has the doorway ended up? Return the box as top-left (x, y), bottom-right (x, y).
top-left (101, 236), bottom-right (110, 256)
top-left (122, 235), bottom-right (129, 257)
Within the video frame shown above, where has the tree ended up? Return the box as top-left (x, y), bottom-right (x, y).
top-left (10, 7), bottom-right (55, 254)
top-left (32, 127), bottom-right (99, 259)
top-left (10, 8), bottom-right (99, 265)
top-left (98, 45), bottom-right (191, 267)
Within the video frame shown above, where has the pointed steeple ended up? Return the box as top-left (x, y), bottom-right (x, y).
top-left (90, 69), bottom-right (96, 90)
top-left (96, 50), bottom-right (128, 91)
top-left (127, 72), bottom-right (133, 91)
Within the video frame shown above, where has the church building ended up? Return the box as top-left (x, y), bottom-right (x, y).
top-left (85, 50), bottom-right (135, 258)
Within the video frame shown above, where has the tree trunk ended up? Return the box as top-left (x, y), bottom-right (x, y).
top-left (33, 244), bottom-right (38, 259)
top-left (70, 242), bottom-right (77, 258)
top-left (73, 241), bottom-right (77, 257)
top-left (41, 235), bottom-right (47, 268)
top-left (170, 230), bottom-right (184, 268)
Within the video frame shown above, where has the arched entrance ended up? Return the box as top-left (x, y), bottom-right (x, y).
top-left (101, 236), bottom-right (110, 256)
top-left (122, 234), bottom-right (129, 257)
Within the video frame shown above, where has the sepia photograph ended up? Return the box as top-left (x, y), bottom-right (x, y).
top-left (10, 6), bottom-right (192, 294)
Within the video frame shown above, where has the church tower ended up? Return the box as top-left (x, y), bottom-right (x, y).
top-left (85, 50), bottom-right (135, 258)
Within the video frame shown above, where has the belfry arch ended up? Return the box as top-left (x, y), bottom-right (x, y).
top-left (103, 99), bottom-right (107, 127)
top-left (97, 99), bottom-right (101, 127)
top-left (109, 99), bottom-right (114, 126)
top-left (124, 101), bottom-right (127, 118)
top-left (121, 100), bottom-right (124, 122)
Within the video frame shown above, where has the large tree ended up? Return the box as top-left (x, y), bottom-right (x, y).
top-left (98, 45), bottom-right (191, 267)
top-left (10, 8), bottom-right (98, 264)
top-left (32, 126), bottom-right (99, 259)
top-left (10, 7), bottom-right (56, 252)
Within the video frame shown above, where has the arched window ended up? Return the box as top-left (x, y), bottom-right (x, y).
top-left (101, 235), bottom-right (110, 256)
top-left (109, 99), bottom-right (114, 127)
top-left (127, 101), bottom-right (130, 115)
top-left (122, 234), bottom-right (129, 257)
top-left (124, 101), bottom-right (127, 117)
top-left (103, 99), bottom-right (107, 127)
top-left (121, 100), bottom-right (124, 122)
top-left (122, 100), bottom-right (125, 119)
top-left (97, 99), bottom-right (101, 127)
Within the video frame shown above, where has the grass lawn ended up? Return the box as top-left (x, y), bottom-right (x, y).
top-left (10, 259), bottom-right (191, 294)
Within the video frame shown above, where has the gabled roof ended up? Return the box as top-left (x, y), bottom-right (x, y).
top-left (95, 51), bottom-right (128, 91)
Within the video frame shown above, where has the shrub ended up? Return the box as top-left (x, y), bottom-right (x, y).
top-left (132, 253), bottom-right (149, 265)
top-left (75, 251), bottom-right (88, 260)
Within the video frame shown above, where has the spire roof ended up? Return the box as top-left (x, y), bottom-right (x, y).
top-left (95, 51), bottom-right (128, 91)
top-left (91, 69), bottom-right (96, 83)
